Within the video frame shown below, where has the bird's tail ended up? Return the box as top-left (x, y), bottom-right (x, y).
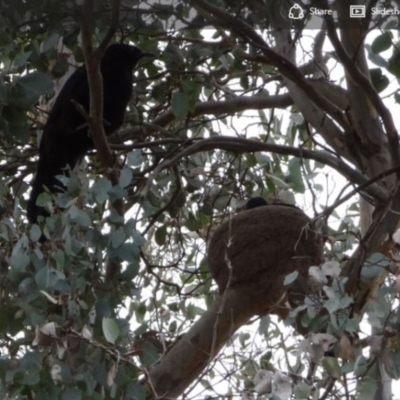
top-left (27, 156), bottom-right (67, 224)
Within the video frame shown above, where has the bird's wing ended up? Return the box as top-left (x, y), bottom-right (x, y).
top-left (45, 66), bottom-right (88, 126)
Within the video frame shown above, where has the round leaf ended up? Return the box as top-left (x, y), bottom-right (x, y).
top-left (171, 91), bottom-right (189, 120)
top-left (102, 317), bottom-right (120, 344)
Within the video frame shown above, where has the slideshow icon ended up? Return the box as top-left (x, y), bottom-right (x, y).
top-left (350, 5), bottom-right (366, 17)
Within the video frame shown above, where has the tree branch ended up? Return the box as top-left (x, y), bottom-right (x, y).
top-left (317, 165), bottom-right (400, 220)
top-left (142, 136), bottom-right (389, 203)
top-left (81, 0), bottom-right (124, 280)
top-left (110, 85), bottom-right (346, 143)
top-left (81, 0), bottom-right (115, 168)
top-left (189, 0), bottom-right (352, 133)
top-left (145, 290), bottom-right (256, 399)
top-left (320, 0), bottom-right (400, 177)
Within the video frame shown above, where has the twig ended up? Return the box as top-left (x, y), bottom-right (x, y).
top-left (316, 165), bottom-right (400, 221)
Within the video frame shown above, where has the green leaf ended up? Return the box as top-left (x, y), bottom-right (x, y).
top-left (245, 153), bottom-right (258, 168)
top-left (338, 295), bottom-right (354, 309)
top-left (110, 229), bottom-right (126, 249)
top-left (165, 43), bottom-right (185, 65)
top-left (68, 207), bottom-right (91, 227)
top-left (267, 174), bottom-right (289, 189)
top-left (288, 158), bottom-right (305, 193)
top-left (186, 304), bottom-right (205, 319)
top-left (266, 177), bottom-right (276, 192)
top-left (293, 382), bottom-right (311, 399)
top-left (13, 51), bottom-right (32, 68)
top-left (42, 32), bottom-right (60, 53)
top-left (361, 252), bottom-right (389, 281)
top-left (121, 261), bottom-right (140, 280)
top-left (324, 296), bottom-right (340, 313)
top-left (16, 72), bottom-right (53, 98)
top-left (96, 298), bottom-right (113, 319)
top-left (284, 271), bottom-right (298, 285)
top-left (155, 225), bottom-right (167, 246)
top-left (197, 211), bottom-right (210, 226)
top-left (131, 229), bottom-right (146, 246)
top-left (119, 167), bottom-right (133, 188)
top-left (0, 105), bottom-right (29, 143)
top-left (140, 343), bottom-right (160, 366)
top-left (22, 368), bottom-right (40, 386)
top-left (342, 361), bottom-right (355, 374)
top-left (102, 317), bottom-right (120, 344)
top-left (126, 150), bottom-right (143, 167)
top-left (322, 357), bottom-right (341, 379)
top-left (29, 224), bottom-right (42, 242)
top-left (127, 382), bottom-right (146, 400)
top-left (388, 53), bottom-right (400, 78)
top-left (108, 242), bottom-right (140, 262)
top-left (357, 378), bottom-right (377, 400)
top-left (368, 50), bottom-right (388, 67)
top-left (54, 250), bottom-right (65, 268)
top-left (108, 184), bottom-right (125, 201)
top-left (240, 74), bottom-right (249, 89)
top-left (36, 192), bottom-right (53, 210)
top-left (369, 68), bottom-right (389, 92)
top-left (371, 32), bottom-right (392, 54)
top-left (35, 268), bottom-right (65, 289)
top-left (367, 252), bottom-right (390, 267)
top-left (185, 213), bottom-right (201, 231)
top-left (239, 332), bottom-right (250, 347)
top-left (354, 354), bottom-right (368, 376)
top-left (9, 253), bottom-right (30, 272)
top-left (171, 91), bottom-right (189, 120)
top-left (0, 32), bottom-right (12, 46)
top-left (91, 177), bottom-right (112, 204)
top-left (93, 362), bottom-right (108, 386)
top-left (175, 191), bottom-right (187, 208)
top-left (61, 388), bottom-right (83, 400)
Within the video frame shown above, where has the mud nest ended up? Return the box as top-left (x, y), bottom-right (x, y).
top-left (208, 205), bottom-right (323, 316)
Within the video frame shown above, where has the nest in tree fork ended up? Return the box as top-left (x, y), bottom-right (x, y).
top-left (146, 206), bottom-right (324, 399)
top-left (208, 205), bottom-right (324, 317)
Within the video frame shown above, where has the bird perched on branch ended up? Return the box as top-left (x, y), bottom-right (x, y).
top-left (28, 43), bottom-right (153, 227)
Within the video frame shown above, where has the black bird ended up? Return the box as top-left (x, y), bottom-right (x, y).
top-left (28, 43), bottom-right (152, 226)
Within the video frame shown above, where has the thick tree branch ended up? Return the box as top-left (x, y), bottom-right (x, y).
top-left (321, 0), bottom-right (400, 177)
top-left (143, 137), bottom-right (389, 203)
top-left (271, 22), bottom-right (355, 166)
top-left (81, 0), bottom-right (124, 280)
top-left (343, 184), bottom-right (400, 308)
top-left (145, 291), bottom-right (254, 399)
top-left (111, 94), bottom-right (293, 142)
top-left (189, 0), bottom-right (352, 133)
top-left (111, 83), bottom-right (347, 143)
top-left (81, 0), bottom-right (116, 167)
